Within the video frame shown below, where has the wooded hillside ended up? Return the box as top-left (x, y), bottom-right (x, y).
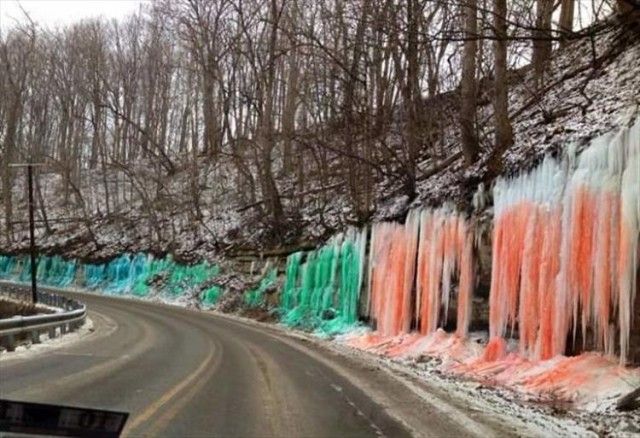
top-left (1, 0), bottom-right (638, 260)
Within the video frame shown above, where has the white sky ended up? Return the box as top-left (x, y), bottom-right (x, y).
top-left (0, 0), bottom-right (149, 31)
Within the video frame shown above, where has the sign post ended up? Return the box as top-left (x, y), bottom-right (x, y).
top-left (9, 162), bottom-right (44, 305)
top-left (27, 164), bottom-right (37, 304)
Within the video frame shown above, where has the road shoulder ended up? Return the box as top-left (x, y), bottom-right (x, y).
top-left (204, 311), bottom-right (591, 437)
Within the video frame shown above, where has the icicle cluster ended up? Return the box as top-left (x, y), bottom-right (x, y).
top-left (366, 208), bottom-right (475, 337)
top-left (490, 117), bottom-right (640, 363)
top-left (37, 256), bottom-right (77, 287)
top-left (490, 157), bottom-right (566, 359)
top-left (279, 227), bottom-right (367, 334)
top-left (337, 228), bottom-right (368, 328)
top-left (416, 207), bottom-right (475, 337)
top-left (0, 253), bottom-right (221, 304)
top-left (367, 210), bottom-right (420, 336)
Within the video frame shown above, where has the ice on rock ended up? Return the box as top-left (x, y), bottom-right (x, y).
top-left (361, 207), bottom-right (475, 339)
top-left (490, 115), bottom-right (640, 363)
top-left (279, 227), bottom-right (367, 335)
top-left (0, 253), bottom-right (221, 306)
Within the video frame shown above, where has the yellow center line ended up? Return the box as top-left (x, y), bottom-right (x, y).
top-left (124, 340), bottom-right (220, 436)
top-left (142, 341), bottom-right (223, 437)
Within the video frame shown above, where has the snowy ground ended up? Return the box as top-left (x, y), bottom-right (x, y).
top-left (336, 331), bottom-right (640, 436)
top-left (0, 317), bottom-right (94, 360)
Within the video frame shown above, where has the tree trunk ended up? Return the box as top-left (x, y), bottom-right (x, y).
top-left (559, 0), bottom-right (575, 46)
top-left (489, 0), bottom-right (514, 176)
top-left (616, 0), bottom-right (640, 14)
top-left (342, 0), bottom-right (371, 220)
top-left (202, 64), bottom-right (220, 159)
top-left (460, 0), bottom-right (479, 165)
top-left (404, 0), bottom-right (420, 199)
top-left (258, 0), bottom-right (284, 231)
top-left (532, 0), bottom-right (554, 86)
top-left (2, 92), bottom-right (21, 242)
top-left (282, 50), bottom-right (299, 174)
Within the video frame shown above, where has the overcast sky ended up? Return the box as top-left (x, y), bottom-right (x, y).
top-left (0, 0), bottom-right (149, 31)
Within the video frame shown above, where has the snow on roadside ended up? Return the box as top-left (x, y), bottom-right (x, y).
top-left (205, 310), bottom-right (599, 437)
top-left (211, 307), bottom-right (640, 437)
top-left (338, 329), bottom-right (640, 436)
top-left (0, 317), bottom-right (94, 361)
top-left (340, 329), bottom-right (640, 409)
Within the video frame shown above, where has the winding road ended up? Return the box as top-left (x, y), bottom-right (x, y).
top-left (1, 291), bottom-right (519, 437)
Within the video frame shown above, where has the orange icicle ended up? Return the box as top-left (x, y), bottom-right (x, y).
top-left (368, 207), bottom-right (476, 340)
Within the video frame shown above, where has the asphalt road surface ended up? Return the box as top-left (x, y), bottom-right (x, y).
top-left (1, 291), bottom-right (514, 437)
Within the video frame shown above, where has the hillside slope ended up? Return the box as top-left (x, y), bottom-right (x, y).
top-left (1, 19), bottom-right (638, 262)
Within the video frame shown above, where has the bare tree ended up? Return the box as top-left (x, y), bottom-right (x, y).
top-left (1, 22), bottom-right (37, 242)
top-left (532, 0), bottom-right (553, 85)
top-left (559, 0), bottom-right (575, 45)
top-left (0, 0), bottom-right (623, 248)
top-left (489, 0), bottom-right (514, 176)
top-left (460, 0), bottom-right (479, 165)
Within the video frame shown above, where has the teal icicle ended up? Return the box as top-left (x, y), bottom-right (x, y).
top-left (17, 256), bottom-right (32, 283)
top-left (279, 228), bottom-right (367, 335)
top-left (245, 268), bottom-right (277, 308)
top-left (37, 256), bottom-right (76, 287)
top-left (84, 263), bottom-right (106, 288)
top-left (0, 255), bottom-right (17, 277)
top-left (201, 286), bottom-right (221, 306)
top-left (104, 255), bottom-right (131, 293)
top-left (280, 247), bottom-right (338, 330)
top-left (132, 256), bottom-right (173, 297)
top-left (281, 252), bottom-right (302, 311)
top-left (0, 253), bottom-right (221, 305)
top-left (320, 228), bottom-right (366, 334)
top-left (167, 261), bottom-right (219, 297)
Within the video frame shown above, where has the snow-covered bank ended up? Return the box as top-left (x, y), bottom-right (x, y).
top-left (342, 329), bottom-right (640, 409)
top-left (0, 316), bottom-right (95, 359)
top-left (0, 296), bottom-right (58, 318)
top-left (2, 21), bottom-right (639, 264)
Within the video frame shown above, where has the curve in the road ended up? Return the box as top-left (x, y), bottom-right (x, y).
top-left (1, 292), bottom-right (411, 437)
top-left (1, 291), bottom-right (514, 437)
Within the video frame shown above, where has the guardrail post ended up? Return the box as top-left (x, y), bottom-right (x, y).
top-left (30, 330), bottom-right (41, 344)
top-left (48, 327), bottom-right (57, 339)
top-left (0, 334), bottom-right (17, 352)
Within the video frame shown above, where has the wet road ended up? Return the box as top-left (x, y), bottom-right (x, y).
top-left (1, 291), bottom-right (412, 437)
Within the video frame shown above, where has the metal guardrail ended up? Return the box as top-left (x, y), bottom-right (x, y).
top-left (0, 283), bottom-right (87, 352)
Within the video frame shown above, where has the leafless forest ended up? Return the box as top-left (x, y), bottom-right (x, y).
top-left (0, 0), bottom-right (636, 255)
